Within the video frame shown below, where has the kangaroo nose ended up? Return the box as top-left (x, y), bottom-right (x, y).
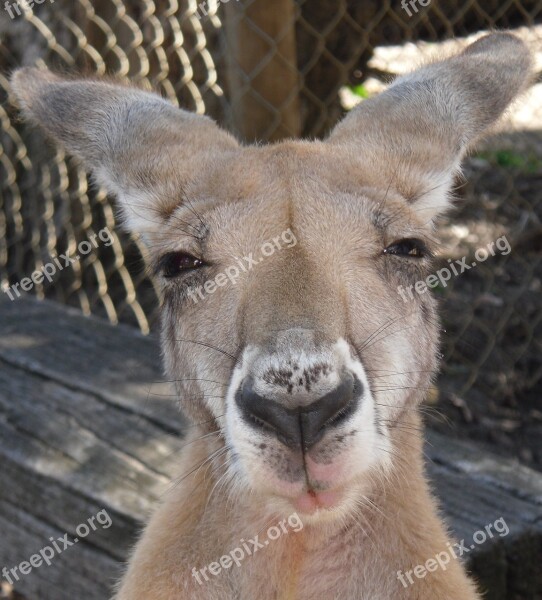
top-left (235, 374), bottom-right (361, 451)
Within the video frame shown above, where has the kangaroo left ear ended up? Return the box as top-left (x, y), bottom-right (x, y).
top-left (327, 33), bottom-right (534, 220)
top-left (10, 68), bottom-right (239, 239)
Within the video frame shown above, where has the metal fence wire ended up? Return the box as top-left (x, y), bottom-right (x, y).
top-left (1, 1), bottom-right (541, 422)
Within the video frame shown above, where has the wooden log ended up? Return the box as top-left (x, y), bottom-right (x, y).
top-left (0, 297), bottom-right (182, 599)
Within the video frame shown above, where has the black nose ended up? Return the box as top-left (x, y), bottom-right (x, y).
top-left (235, 374), bottom-right (361, 451)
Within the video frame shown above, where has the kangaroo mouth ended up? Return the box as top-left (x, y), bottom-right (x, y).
top-left (291, 488), bottom-right (344, 514)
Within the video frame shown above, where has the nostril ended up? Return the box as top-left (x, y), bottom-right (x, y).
top-left (235, 379), bottom-right (302, 448)
top-left (300, 375), bottom-right (361, 449)
top-left (235, 375), bottom-right (362, 451)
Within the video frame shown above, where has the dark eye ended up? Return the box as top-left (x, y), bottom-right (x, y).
top-left (160, 252), bottom-right (205, 278)
top-left (383, 238), bottom-right (427, 258)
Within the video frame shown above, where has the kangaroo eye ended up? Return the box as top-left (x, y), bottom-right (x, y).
top-left (384, 238), bottom-right (427, 258)
top-left (160, 252), bottom-right (205, 278)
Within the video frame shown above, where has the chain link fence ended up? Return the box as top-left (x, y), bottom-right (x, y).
top-left (1, 1), bottom-right (541, 461)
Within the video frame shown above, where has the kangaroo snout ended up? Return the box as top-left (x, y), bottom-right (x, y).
top-left (226, 337), bottom-right (385, 514)
top-left (236, 373), bottom-right (362, 451)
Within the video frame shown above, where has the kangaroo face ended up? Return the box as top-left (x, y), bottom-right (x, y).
top-left (11, 33), bottom-right (532, 520)
top-left (155, 142), bottom-right (439, 517)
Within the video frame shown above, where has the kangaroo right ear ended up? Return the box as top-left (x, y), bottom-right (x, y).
top-left (328, 33), bottom-right (534, 220)
top-left (10, 68), bottom-right (239, 237)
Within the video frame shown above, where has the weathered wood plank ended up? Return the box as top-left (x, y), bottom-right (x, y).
top-left (428, 462), bottom-right (542, 599)
top-left (0, 297), bottom-right (184, 599)
top-left (426, 431), bottom-right (542, 598)
top-left (0, 361), bottom-right (184, 480)
top-left (427, 430), bottom-right (542, 505)
top-left (0, 296), bottom-right (182, 433)
top-left (0, 498), bottom-right (120, 600)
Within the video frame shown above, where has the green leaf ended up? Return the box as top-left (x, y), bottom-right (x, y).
top-left (349, 84), bottom-right (370, 99)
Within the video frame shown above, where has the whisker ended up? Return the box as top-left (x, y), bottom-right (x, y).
top-left (173, 338), bottom-right (239, 361)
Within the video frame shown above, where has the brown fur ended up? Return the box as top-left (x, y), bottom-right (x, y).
top-left (10, 33), bottom-right (533, 599)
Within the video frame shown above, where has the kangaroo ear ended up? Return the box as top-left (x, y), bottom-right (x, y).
top-left (328, 33), bottom-right (534, 220)
top-left (10, 68), bottom-right (239, 237)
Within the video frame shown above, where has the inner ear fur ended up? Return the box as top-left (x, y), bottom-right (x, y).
top-left (10, 68), bottom-right (239, 235)
top-left (327, 33), bottom-right (534, 219)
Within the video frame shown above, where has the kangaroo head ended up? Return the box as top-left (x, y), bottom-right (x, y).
top-left (11, 33), bottom-right (532, 521)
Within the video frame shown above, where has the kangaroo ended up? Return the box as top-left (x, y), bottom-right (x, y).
top-left (11, 32), bottom-right (532, 600)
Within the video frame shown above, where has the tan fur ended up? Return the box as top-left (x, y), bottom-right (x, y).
top-left (10, 33), bottom-right (533, 599)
